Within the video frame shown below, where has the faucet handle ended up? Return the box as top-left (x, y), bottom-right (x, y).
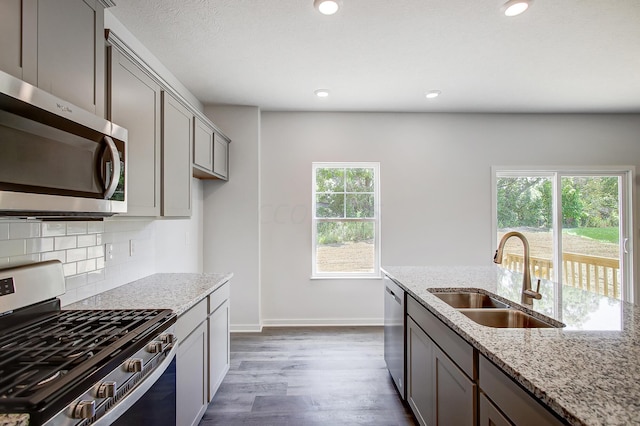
top-left (523, 279), bottom-right (543, 300)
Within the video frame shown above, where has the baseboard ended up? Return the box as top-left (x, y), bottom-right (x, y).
top-left (261, 318), bottom-right (383, 327)
top-left (230, 324), bottom-right (263, 332)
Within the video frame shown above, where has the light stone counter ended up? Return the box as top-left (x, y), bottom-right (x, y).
top-left (382, 265), bottom-right (640, 426)
top-left (64, 272), bottom-right (233, 315)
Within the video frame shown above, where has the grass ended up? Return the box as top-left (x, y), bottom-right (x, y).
top-left (563, 227), bottom-right (619, 244)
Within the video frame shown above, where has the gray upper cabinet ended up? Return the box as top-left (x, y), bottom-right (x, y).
top-left (193, 115), bottom-right (230, 181)
top-left (213, 132), bottom-right (230, 180)
top-left (162, 91), bottom-right (193, 217)
top-left (0, 0), bottom-right (34, 80)
top-left (193, 117), bottom-right (214, 173)
top-left (108, 45), bottom-right (162, 217)
top-left (0, 0), bottom-right (108, 116)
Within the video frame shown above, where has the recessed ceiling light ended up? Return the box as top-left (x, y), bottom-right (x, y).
top-left (315, 89), bottom-right (330, 98)
top-left (502, 0), bottom-right (531, 17)
top-left (425, 90), bottom-right (441, 99)
top-left (314, 0), bottom-right (341, 15)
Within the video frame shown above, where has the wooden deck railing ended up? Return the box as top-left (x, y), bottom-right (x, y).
top-left (503, 252), bottom-right (620, 299)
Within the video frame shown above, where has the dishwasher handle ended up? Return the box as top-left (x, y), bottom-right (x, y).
top-left (385, 286), bottom-right (402, 305)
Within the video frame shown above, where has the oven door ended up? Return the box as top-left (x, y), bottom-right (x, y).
top-left (95, 345), bottom-right (176, 426)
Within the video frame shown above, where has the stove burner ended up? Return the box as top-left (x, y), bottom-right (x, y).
top-left (11, 369), bottom-right (68, 393)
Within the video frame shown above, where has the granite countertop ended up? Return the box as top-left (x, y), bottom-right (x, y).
top-left (382, 265), bottom-right (640, 426)
top-left (64, 272), bottom-right (233, 315)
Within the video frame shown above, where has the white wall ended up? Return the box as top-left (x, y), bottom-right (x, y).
top-left (203, 105), bottom-right (262, 331)
top-left (259, 112), bottom-right (640, 325)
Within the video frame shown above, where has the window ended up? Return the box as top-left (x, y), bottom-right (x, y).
top-left (312, 162), bottom-right (380, 278)
top-left (493, 167), bottom-right (633, 302)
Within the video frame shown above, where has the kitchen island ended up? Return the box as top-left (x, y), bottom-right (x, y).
top-left (383, 265), bottom-right (639, 426)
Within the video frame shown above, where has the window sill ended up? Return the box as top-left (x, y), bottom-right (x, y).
top-left (310, 275), bottom-right (382, 280)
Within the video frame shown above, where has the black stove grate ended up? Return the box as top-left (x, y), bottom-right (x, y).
top-left (0, 309), bottom-right (175, 405)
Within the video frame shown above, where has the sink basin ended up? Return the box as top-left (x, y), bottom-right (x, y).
top-left (459, 309), bottom-right (559, 328)
top-left (431, 292), bottom-right (510, 309)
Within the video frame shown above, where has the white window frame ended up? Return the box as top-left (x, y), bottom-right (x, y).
top-left (311, 162), bottom-right (381, 279)
top-left (491, 166), bottom-right (635, 303)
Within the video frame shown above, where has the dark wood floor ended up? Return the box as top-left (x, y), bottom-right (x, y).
top-left (199, 326), bottom-right (417, 426)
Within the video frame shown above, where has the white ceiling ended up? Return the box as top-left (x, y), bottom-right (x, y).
top-left (109, 0), bottom-right (640, 113)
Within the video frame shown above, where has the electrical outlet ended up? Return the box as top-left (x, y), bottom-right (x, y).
top-left (105, 244), bottom-right (113, 260)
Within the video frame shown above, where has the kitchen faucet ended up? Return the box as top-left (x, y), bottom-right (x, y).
top-left (493, 231), bottom-right (542, 307)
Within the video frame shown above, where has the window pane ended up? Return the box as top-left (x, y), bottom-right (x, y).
top-left (316, 194), bottom-right (344, 218)
top-left (496, 176), bottom-right (553, 280)
top-left (561, 176), bottom-right (621, 299)
top-left (346, 168), bottom-right (374, 192)
top-left (345, 194), bottom-right (374, 218)
top-left (316, 168), bottom-right (345, 192)
top-left (316, 221), bottom-right (375, 273)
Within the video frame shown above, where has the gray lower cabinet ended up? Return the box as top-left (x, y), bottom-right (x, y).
top-left (162, 91), bottom-right (193, 217)
top-left (479, 392), bottom-right (513, 426)
top-left (108, 45), bottom-right (162, 216)
top-left (176, 284), bottom-right (231, 425)
top-left (208, 282), bottom-right (231, 400)
top-left (479, 355), bottom-right (565, 426)
top-left (407, 316), bottom-right (475, 426)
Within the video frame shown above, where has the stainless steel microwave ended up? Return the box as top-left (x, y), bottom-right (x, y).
top-left (0, 70), bottom-right (127, 217)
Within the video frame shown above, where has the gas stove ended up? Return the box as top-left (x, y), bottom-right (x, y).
top-left (0, 261), bottom-right (176, 426)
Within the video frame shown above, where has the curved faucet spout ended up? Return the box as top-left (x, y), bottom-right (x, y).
top-left (494, 231), bottom-right (541, 306)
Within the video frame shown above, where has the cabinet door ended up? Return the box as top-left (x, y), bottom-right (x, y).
top-left (194, 117), bottom-right (214, 172)
top-left (109, 47), bottom-right (161, 216)
top-left (212, 132), bottom-right (229, 180)
top-left (208, 299), bottom-right (230, 401)
top-left (37, 0), bottom-right (105, 116)
top-left (177, 320), bottom-right (208, 426)
top-left (433, 345), bottom-right (476, 426)
top-left (479, 392), bottom-right (513, 426)
top-left (162, 91), bottom-right (192, 217)
top-left (407, 317), bottom-right (435, 426)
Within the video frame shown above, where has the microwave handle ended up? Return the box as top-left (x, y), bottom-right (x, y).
top-left (103, 136), bottom-right (121, 200)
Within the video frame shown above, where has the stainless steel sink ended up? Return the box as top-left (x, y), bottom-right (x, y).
top-left (431, 292), bottom-right (510, 309)
top-left (458, 309), bottom-right (558, 328)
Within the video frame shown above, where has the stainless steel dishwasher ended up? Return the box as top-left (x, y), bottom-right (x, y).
top-left (384, 275), bottom-right (405, 399)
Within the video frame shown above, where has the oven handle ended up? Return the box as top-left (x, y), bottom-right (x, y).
top-left (92, 342), bottom-right (177, 425)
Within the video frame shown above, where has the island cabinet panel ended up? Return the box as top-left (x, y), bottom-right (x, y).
top-left (479, 392), bottom-right (513, 426)
top-left (108, 46), bottom-right (161, 216)
top-left (162, 91), bottom-right (192, 217)
top-left (406, 295), bottom-right (476, 426)
top-left (479, 355), bottom-right (565, 426)
top-left (36, 0), bottom-right (105, 116)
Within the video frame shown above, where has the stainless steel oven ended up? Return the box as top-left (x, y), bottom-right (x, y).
top-left (0, 261), bottom-right (176, 426)
top-left (0, 70), bottom-right (127, 217)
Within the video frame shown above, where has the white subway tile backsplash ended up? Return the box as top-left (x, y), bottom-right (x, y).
top-left (65, 273), bottom-right (87, 290)
top-left (26, 238), bottom-right (54, 254)
top-left (9, 254), bottom-right (40, 264)
top-left (87, 268), bottom-right (105, 284)
top-left (96, 234), bottom-right (102, 245)
top-left (88, 221), bottom-right (105, 234)
top-left (87, 245), bottom-right (104, 259)
top-left (42, 250), bottom-right (66, 263)
top-left (0, 223), bottom-right (9, 240)
top-left (9, 222), bottom-right (40, 239)
top-left (66, 248), bottom-right (87, 263)
top-left (0, 239), bottom-right (25, 257)
top-left (55, 236), bottom-right (77, 250)
top-left (77, 234), bottom-right (96, 248)
top-left (66, 222), bottom-right (88, 235)
top-left (63, 263), bottom-right (77, 277)
top-left (77, 259), bottom-right (96, 274)
top-left (42, 222), bottom-right (67, 237)
top-left (96, 257), bottom-right (105, 269)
